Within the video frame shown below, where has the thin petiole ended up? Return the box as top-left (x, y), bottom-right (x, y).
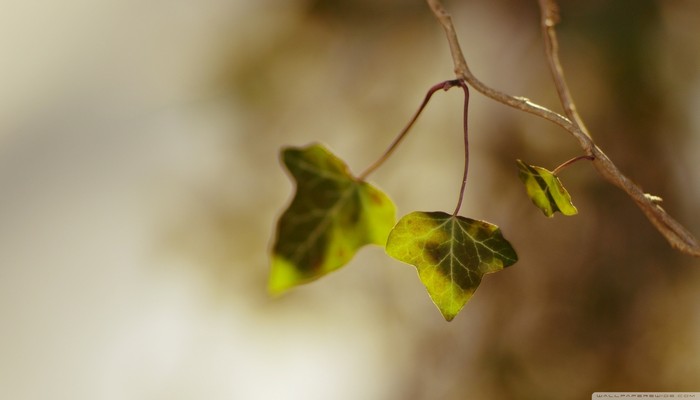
top-left (453, 81), bottom-right (470, 216)
top-left (552, 154), bottom-right (595, 175)
top-left (358, 79), bottom-right (462, 180)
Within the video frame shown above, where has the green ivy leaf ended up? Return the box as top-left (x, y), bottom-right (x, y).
top-left (385, 211), bottom-right (518, 321)
top-left (516, 159), bottom-right (578, 217)
top-left (269, 144), bottom-right (396, 295)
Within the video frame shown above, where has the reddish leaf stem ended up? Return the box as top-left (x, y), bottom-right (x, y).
top-left (358, 80), bottom-right (462, 180)
top-left (453, 81), bottom-right (470, 216)
top-left (552, 155), bottom-right (594, 175)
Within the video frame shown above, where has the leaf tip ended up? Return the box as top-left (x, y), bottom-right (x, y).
top-left (267, 255), bottom-right (302, 296)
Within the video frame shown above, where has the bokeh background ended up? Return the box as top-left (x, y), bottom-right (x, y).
top-left (1, 0), bottom-right (699, 398)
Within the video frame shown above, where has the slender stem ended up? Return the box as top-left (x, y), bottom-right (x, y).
top-left (552, 155), bottom-right (594, 175)
top-left (425, 0), bottom-right (700, 257)
top-left (424, 0), bottom-right (588, 148)
top-left (537, 0), bottom-right (591, 138)
top-left (453, 82), bottom-right (470, 216)
top-left (358, 80), bottom-right (461, 180)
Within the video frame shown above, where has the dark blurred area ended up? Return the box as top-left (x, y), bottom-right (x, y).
top-left (0, 0), bottom-right (698, 398)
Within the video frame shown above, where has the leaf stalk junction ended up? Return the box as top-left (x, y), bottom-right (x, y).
top-left (359, 79), bottom-right (472, 217)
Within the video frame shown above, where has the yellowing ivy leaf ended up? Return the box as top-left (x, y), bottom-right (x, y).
top-left (516, 159), bottom-right (578, 217)
top-left (269, 144), bottom-right (396, 295)
top-left (386, 211), bottom-right (518, 321)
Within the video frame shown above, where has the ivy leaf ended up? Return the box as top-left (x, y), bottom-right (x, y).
top-left (516, 159), bottom-right (578, 217)
top-left (269, 144), bottom-right (396, 295)
top-left (385, 211), bottom-right (518, 321)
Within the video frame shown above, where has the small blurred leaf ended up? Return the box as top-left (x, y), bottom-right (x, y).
top-left (269, 144), bottom-right (396, 295)
top-left (516, 159), bottom-right (578, 217)
top-left (386, 211), bottom-right (518, 321)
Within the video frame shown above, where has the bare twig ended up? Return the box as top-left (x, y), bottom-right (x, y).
top-left (537, 0), bottom-right (590, 138)
top-left (425, 0), bottom-right (700, 257)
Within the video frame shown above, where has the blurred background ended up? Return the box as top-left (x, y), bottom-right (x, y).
top-left (0, 0), bottom-right (699, 398)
